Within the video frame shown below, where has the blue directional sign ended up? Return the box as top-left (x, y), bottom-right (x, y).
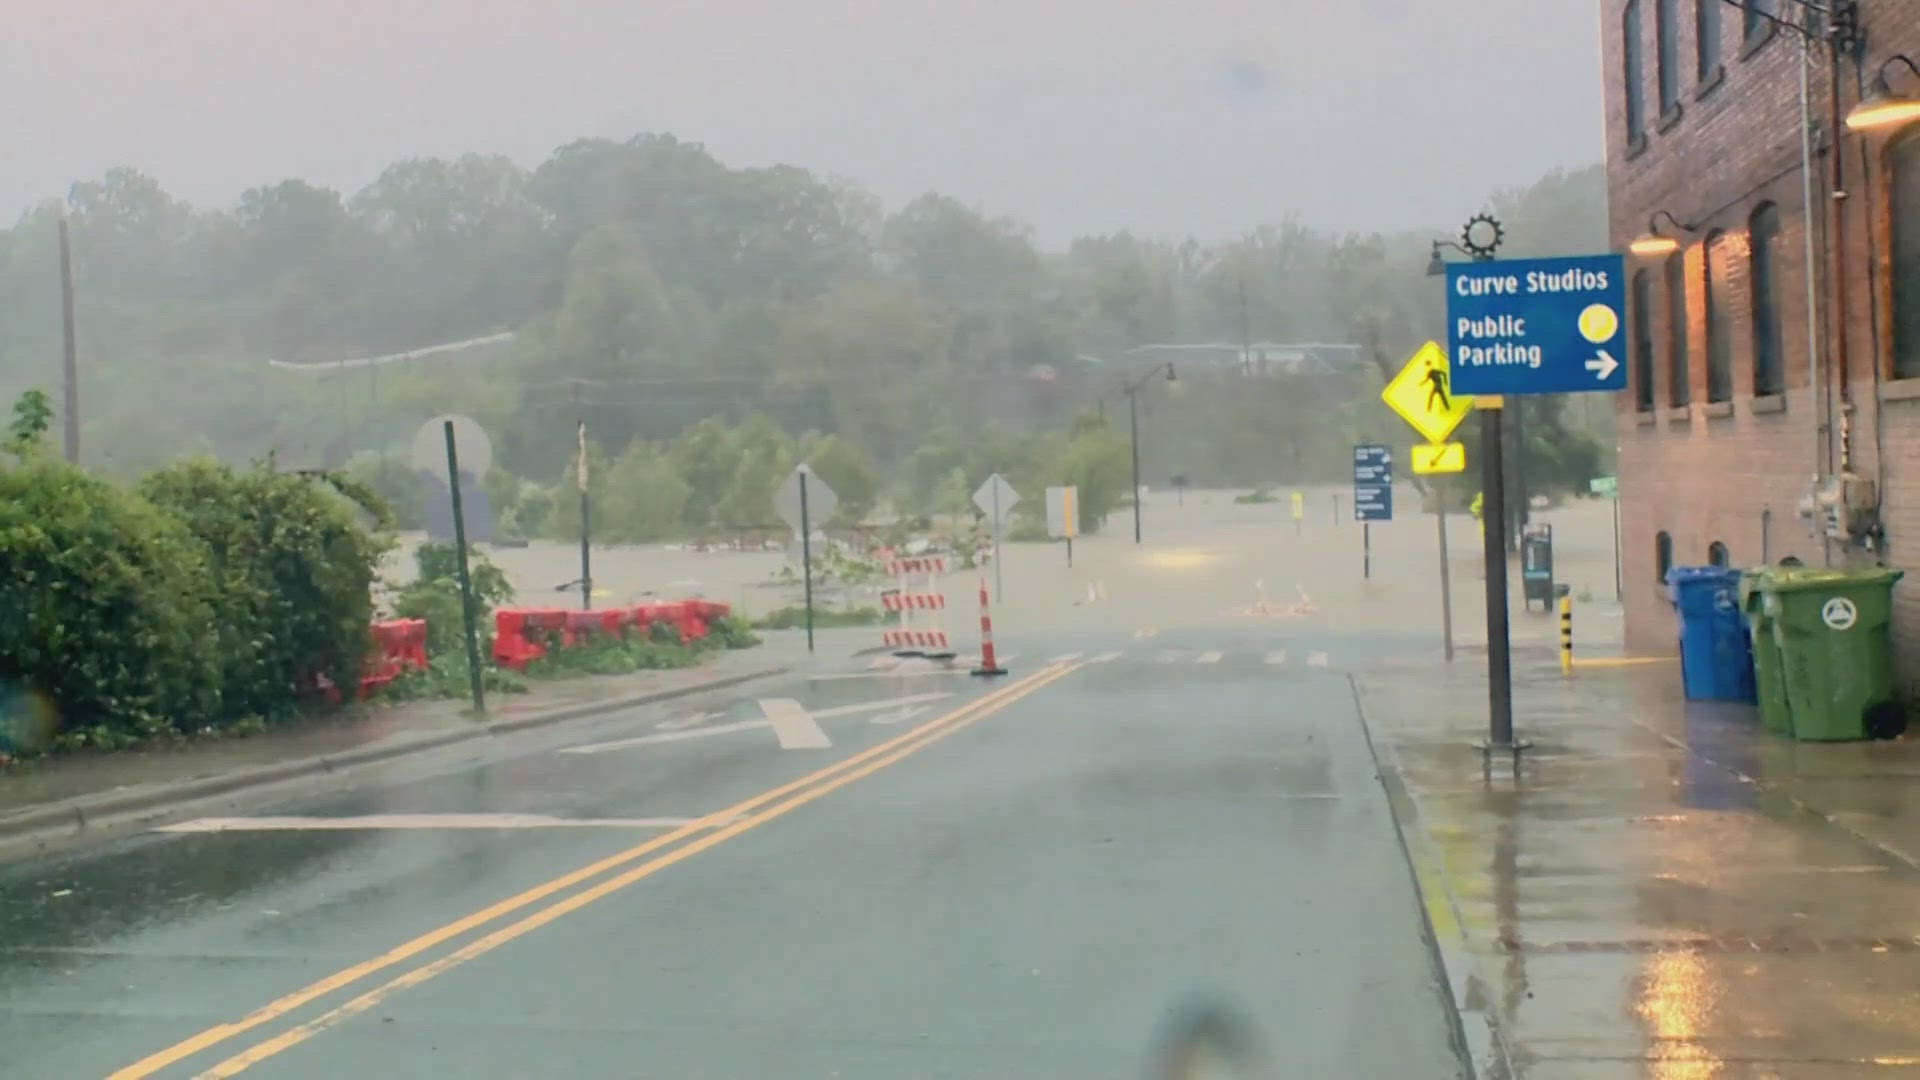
top-left (1353, 444), bottom-right (1393, 523)
top-left (1445, 254), bottom-right (1628, 395)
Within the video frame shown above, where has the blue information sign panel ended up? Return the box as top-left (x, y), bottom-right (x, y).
top-left (1353, 444), bottom-right (1392, 523)
top-left (1445, 254), bottom-right (1628, 395)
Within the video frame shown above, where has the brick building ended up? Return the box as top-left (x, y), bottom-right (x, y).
top-left (1603, 0), bottom-right (1920, 673)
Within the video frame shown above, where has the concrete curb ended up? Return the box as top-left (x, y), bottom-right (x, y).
top-left (0, 665), bottom-right (788, 852)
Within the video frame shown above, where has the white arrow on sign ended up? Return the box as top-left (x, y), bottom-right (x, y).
top-left (1585, 350), bottom-right (1620, 380)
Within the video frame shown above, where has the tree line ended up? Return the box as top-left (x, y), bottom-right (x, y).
top-left (0, 135), bottom-right (1610, 517)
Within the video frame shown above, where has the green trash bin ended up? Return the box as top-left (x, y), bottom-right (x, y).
top-left (1757, 567), bottom-right (1906, 741)
top-left (1741, 569), bottom-right (1793, 736)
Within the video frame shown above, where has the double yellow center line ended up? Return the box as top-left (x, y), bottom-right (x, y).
top-left (115, 660), bottom-right (1082, 1079)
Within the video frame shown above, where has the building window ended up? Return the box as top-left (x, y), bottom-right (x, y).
top-left (1696, 0), bottom-right (1722, 79)
top-left (1633, 269), bottom-right (1656, 411)
top-left (1743, 0), bottom-right (1774, 42)
top-left (1750, 203), bottom-right (1784, 395)
top-left (1708, 541), bottom-right (1730, 567)
top-left (1656, 0), bottom-right (1680, 113)
top-left (1624, 0), bottom-right (1647, 142)
top-left (1704, 230), bottom-right (1732, 402)
top-left (1665, 252), bottom-right (1690, 405)
top-left (1657, 531), bottom-right (1674, 582)
top-left (1894, 131), bottom-right (1920, 379)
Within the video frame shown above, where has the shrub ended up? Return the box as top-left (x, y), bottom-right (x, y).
top-left (141, 459), bottom-right (391, 723)
top-left (391, 542), bottom-right (515, 656)
top-left (0, 458), bottom-right (223, 745)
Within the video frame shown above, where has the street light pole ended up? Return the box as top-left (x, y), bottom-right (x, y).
top-left (1118, 361), bottom-right (1175, 545)
top-left (1129, 384), bottom-right (1143, 544)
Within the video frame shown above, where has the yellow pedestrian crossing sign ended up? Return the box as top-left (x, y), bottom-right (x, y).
top-left (1382, 341), bottom-right (1474, 445)
top-left (1411, 442), bottom-right (1466, 475)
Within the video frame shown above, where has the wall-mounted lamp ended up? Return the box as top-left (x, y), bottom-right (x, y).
top-left (1628, 210), bottom-right (1698, 258)
top-left (1846, 55), bottom-right (1920, 133)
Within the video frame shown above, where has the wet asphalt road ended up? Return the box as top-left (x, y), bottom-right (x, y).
top-left (0, 629), bottom-right (1464, 1079)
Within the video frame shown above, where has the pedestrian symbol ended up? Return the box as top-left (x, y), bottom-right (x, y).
top-left (1382, 341), bottom-right (1475, 446)
top-left (1425, 359), bottom-right (1450, 412)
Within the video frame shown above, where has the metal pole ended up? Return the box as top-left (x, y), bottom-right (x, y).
top-left (1129, 388), bottom-right (1142, 544)
top-left (58, 219), bottom-right (78, 464)
top-left (800, 472), bottom-right (815, 654)
top-left (1762, 506), bottom-right (1773, 565)
top-left (992, 484), bottom-right (1003, 602)
top-left (1332, 493), bottom-right (1340, 524)
top-left (1066, 536), bottom-right (1073, 568)
top-left (444, 421), bottom-right (487, 716)
top-left (577, 420), bottom-right (591, 611)
top-left (1481, 406), bottom-right (1516, 749)
top-left (1614, 494), bottom-right (1625, 601)
top-left (1363, 523), bottom-right (1372, 580)
top-left (1438, 478), bottom-right (1455, 662)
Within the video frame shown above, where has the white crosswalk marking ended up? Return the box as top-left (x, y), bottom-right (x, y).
top-left (1194, 651), bottom-right (1224, 664)
top-left (1265, 651), bottom-right (1288, 665)
top-left (1308, 651), bottom-right (1330, 668)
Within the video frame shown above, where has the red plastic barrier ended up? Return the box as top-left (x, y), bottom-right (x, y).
top-left (492, 608), bottom-right (547, 671)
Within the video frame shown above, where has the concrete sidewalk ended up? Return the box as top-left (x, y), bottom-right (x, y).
top-left (1357, 648), bottom-right (1920, 1078)
top-left (0, 642), bottom-right (817, 855)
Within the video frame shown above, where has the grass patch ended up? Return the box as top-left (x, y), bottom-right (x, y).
top-left (754, 605), bottom-right (884, 630)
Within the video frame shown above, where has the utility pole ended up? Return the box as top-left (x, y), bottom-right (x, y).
top-left (58, 219), bottom-right (79, 464)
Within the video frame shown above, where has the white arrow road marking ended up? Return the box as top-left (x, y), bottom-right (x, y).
top-left (759, 698), bottom-right (832, 749)
top-left (1048, 652), bottom-right (1085, 664)
top-left (1088, 651), bottom-right (1122, 663)
top-left (1194, 651), bottom-right (1224, 664)
top-left (1133, 627), bottom-right (1160, 639)
top-left (655, 711), bottom-right (721, 732)
top-left (1307, 651), bottom-right (1330, 668)
top-left (1586, 350), bottom-right (1619, 379)
top-left (157, 814), bottom-right (711, 832)
top-left (561, 719), bottom-right (772, 755)
top-left (808, 692), bottom-right (952, 720)
top-left (869, 705), bottom-right (934, 725)
top-left (1156, 650), bottom-right (1184, 662)
top-left (1265, 650), bottom-right (1288, 665)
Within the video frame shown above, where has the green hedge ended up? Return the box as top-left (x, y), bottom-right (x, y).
top-left (0, 459), bottom-right (224, 747)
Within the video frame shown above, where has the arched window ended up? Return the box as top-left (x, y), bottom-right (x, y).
top-left (1656, 531), bottom-right (1675, 581)
top-left (1665, 252), bottom-right (1690, 405)
top-left (1704, 230), bottom-right (1732, 402)
top-left (1655, 0), bottom-right (1681, 113)
top-left (1624, 0), bottom-right (1647, 142)
top-left (1708, 541), bottom-right (1730, 567)
top-left (1633, 269), bottom-right (1656, 411)
top-left (1750, 203), bottom-right (1784, 395)
top-left (1893, 131), bottom-right (1920, 379)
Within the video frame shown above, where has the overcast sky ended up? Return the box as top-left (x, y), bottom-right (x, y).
top-left (0, 0), bottom-right (1602, 245)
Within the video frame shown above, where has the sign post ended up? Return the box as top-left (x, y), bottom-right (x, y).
top-left (1445, 253), bottom-right (1627, 753)
top-left (1046, 485), bottom-right (1079, 567)
top-left (1382, 342), bottom-right (1474, 664)
top-left (443, 421), bottom-right (487, 716)
top-left (775, 465), bottom-right (839, 655)
top-left (973, 474), bottom-right (1021, 602)
top-left (1592, 476), bottom-right (1622, 601)
top-left (1353, 445), bottom-right (1393, 580)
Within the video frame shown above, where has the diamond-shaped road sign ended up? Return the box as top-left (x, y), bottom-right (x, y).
top-left (774, 465), bottom-right (838, 533)
top-left (1382, 340), bottom-right (1474, 446)
top-left (973, 473), bottom-right (1020, 524)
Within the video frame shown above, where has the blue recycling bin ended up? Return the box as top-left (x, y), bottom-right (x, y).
top-left (1667, 566), bottom-right (1758, 703)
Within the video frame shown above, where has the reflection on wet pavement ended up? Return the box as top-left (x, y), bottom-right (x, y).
top-left (1361, 645), bottom-right (1920, 1077)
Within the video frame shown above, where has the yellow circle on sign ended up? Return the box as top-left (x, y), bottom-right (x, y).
top-left (1578, 303), bottom-right (1619, 343)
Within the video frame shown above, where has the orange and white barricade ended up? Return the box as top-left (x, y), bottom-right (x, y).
top-left (881, 556), bottom-right (951, 655)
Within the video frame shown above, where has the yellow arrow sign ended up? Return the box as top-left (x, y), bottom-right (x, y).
top-left (1382, 341), bottom-right (1474, 445)
top-left (1411, 442), bottom-right (1466, 475)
